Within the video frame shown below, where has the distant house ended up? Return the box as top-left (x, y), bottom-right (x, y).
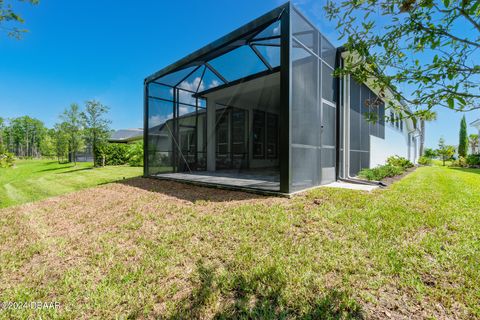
top-left (109, 128), bottom-right (143, 144)
top-left (471, 119), bottom-right (480, 148)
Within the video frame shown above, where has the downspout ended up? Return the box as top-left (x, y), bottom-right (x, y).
top-left (334, 47), bottom-right (342, 181)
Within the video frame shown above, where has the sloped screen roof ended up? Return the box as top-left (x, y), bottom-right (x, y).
top-left (145, 3), bottom-right (287, 95)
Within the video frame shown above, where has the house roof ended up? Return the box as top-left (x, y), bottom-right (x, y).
top-left (109, 129), bottom-right (143, 142)
top-left (470, 119), bottom-right (480, 128)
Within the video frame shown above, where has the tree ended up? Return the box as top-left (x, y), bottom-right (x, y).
top-left (0, 117), bottom-right (4, 149)
top-left (423, 147), bottom-right (437, 159)
top-left (469, 133), bottom-right (479, 154)
top-left (458, 115), bottom-right (468, 157)
top-left (325, 0), bottom-right (480, 114)
top-left (4, 116), bottom-right (46, 157)
top-left (437, 137), bottom-right (456, 166)
top-left (60, 103), bottom-right (83, 165)
top-left (81, 100), bottom-right (110, 166)
top-left (52, 123), bottom-right (69, 163)
top-left (418, 110), bottom-right (437, 156)
top-left (39, 128), bottom-right (56, 158)
top-left (0, 0), bottom-right (39, 39)
top-left (0, 117), bottom-right (14, 168)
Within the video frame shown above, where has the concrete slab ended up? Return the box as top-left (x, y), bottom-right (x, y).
top-left (323, 181), bottom-right (379, 192)
top-left (155, 171), bottom-right (280, 192)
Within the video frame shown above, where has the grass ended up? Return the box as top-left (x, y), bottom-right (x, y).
top-left (431, 159), bottom-right (453, 166)
top-left (0, 166), bottom-right (479, 319)
top-left (0, 159), bottom-right (142, 208)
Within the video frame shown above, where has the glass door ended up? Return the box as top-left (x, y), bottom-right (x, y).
top-left (215, 106), bottom-right (248, 170)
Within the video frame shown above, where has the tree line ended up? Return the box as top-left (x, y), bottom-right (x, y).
top-left (0, 100), bottom-right (110, 166)
top-left (421, 115), bottom-right (479, 167)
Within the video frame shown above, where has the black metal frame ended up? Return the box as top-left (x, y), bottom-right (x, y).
top-left (144, 2), bottom-right (290, 190)
top-left (144, 4), bottom-right (288, 84)
top-left (142, 1), bottom-right (405, 195)
top-left (145, 2), bottom-right (349, 194)
top-left (279, 3), bottom-right (291, 193)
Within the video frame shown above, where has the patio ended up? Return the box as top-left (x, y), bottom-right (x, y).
top-left (155, 170), bottom-right (280, 193)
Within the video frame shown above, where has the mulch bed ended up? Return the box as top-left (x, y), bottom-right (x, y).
top-left (380, 166), bottom-right (417, 186)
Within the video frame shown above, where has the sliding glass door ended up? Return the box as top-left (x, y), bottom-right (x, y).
top-left (215, 107), bottom-right (248, 170)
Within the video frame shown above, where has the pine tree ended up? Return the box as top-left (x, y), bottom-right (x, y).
top-left (458, 115), bottom-right (468, 157)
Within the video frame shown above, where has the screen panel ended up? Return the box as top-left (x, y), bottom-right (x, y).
top-left (289, 7), bottom-right (338, 191)
top-left (291, 38), bottom-right (320, 191)
top-left (147, 98), bottom-right (175, 175)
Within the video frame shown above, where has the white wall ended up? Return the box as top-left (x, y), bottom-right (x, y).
top-left (370, 119), bottom-right (419, 167)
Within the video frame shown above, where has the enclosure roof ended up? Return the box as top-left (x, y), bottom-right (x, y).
top-left (144, 2), bottom-right (288, 84)
top-left (471, 119), bottom-right (480, 128)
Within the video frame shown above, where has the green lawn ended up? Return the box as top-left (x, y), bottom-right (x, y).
top-left (431, 159), bottom-right (453, 166)
top-left (0, 166), bottom-right (479, 319)
top-left (0, 159), bottom-right (142, 208)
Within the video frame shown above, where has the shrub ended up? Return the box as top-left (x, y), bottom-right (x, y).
top-left (94, 143), bottom-right (132, 166)
top-left (418, 156), bottom-right (432, 166)
top-left (466, 154), bottom-right (480, 167)
top-left (94, 142), bottom-right (144, 167)
top-left (0, 151), bottom-right (15, 168)
top-left (450, 156), bottom-right (468, 168)
top-left (423, 148), bottom-right (437, 159)
top-left (358, 164), bottom-right (404, 181)
top-left (126, 142), bottom-right (144, 167)
top-left (386, 155), bottom-right (414, 169)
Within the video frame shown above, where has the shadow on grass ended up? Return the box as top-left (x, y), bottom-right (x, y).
top-left (55, 167), bottom-right (94, 174)
top-left (37, 165), bottom-right (75, 173)
top-left (449, 167), bottom-right (480, 175)
top-left (161, 262), bottom-right (364, 319)
top-left (116, 177), bottom-right (269, 203)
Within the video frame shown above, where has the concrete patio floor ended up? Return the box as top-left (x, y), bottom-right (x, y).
top-left (155, 170), bottom-right (280, 193)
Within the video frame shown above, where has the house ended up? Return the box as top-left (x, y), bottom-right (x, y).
top-left (471, 119), bottom-right (480, 144)
top-left (109, 128), bottom-right (143, 144)
top-left (143, 2), bottom-right (420, 195)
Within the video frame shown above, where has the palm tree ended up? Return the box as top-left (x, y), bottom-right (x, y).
top-left (418, 110), bottom-right (437, 156)
top-left (469, 134), bottom-right (479, 154)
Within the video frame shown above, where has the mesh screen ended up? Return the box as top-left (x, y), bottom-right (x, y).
top-left (348, 79), bottom-right (385, 176)
top-left (145, 18), bottom-right (283, 192)
top-left (290, 8), bottom-right (337, 191)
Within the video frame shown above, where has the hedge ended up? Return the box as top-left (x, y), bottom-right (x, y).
top-left (94, 142), bottom-right (143, 167)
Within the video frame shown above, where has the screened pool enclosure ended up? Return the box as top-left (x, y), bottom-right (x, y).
top-left (144, 2), bottom-right (337, 194)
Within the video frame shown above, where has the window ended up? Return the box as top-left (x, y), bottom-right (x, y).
top-left (216, 110), bottom-right (229, 156)
top-left (390, 111), bottom-right (395, 125)
top-left (400, 119), bottom-right (403, 132)
top-left (253, 111), bottom-right (278, 159)
top-left (266, 113), bottom-right (278, 158)
top-left (396, 114), bottom-right (400, 129)
top-left (232, 109), bottom-right (247, 157)
top-left (253, 111), bottom-right (265, 158)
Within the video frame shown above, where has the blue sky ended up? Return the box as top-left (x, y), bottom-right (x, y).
top-left (0, 0), bottom-right (478, 148)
